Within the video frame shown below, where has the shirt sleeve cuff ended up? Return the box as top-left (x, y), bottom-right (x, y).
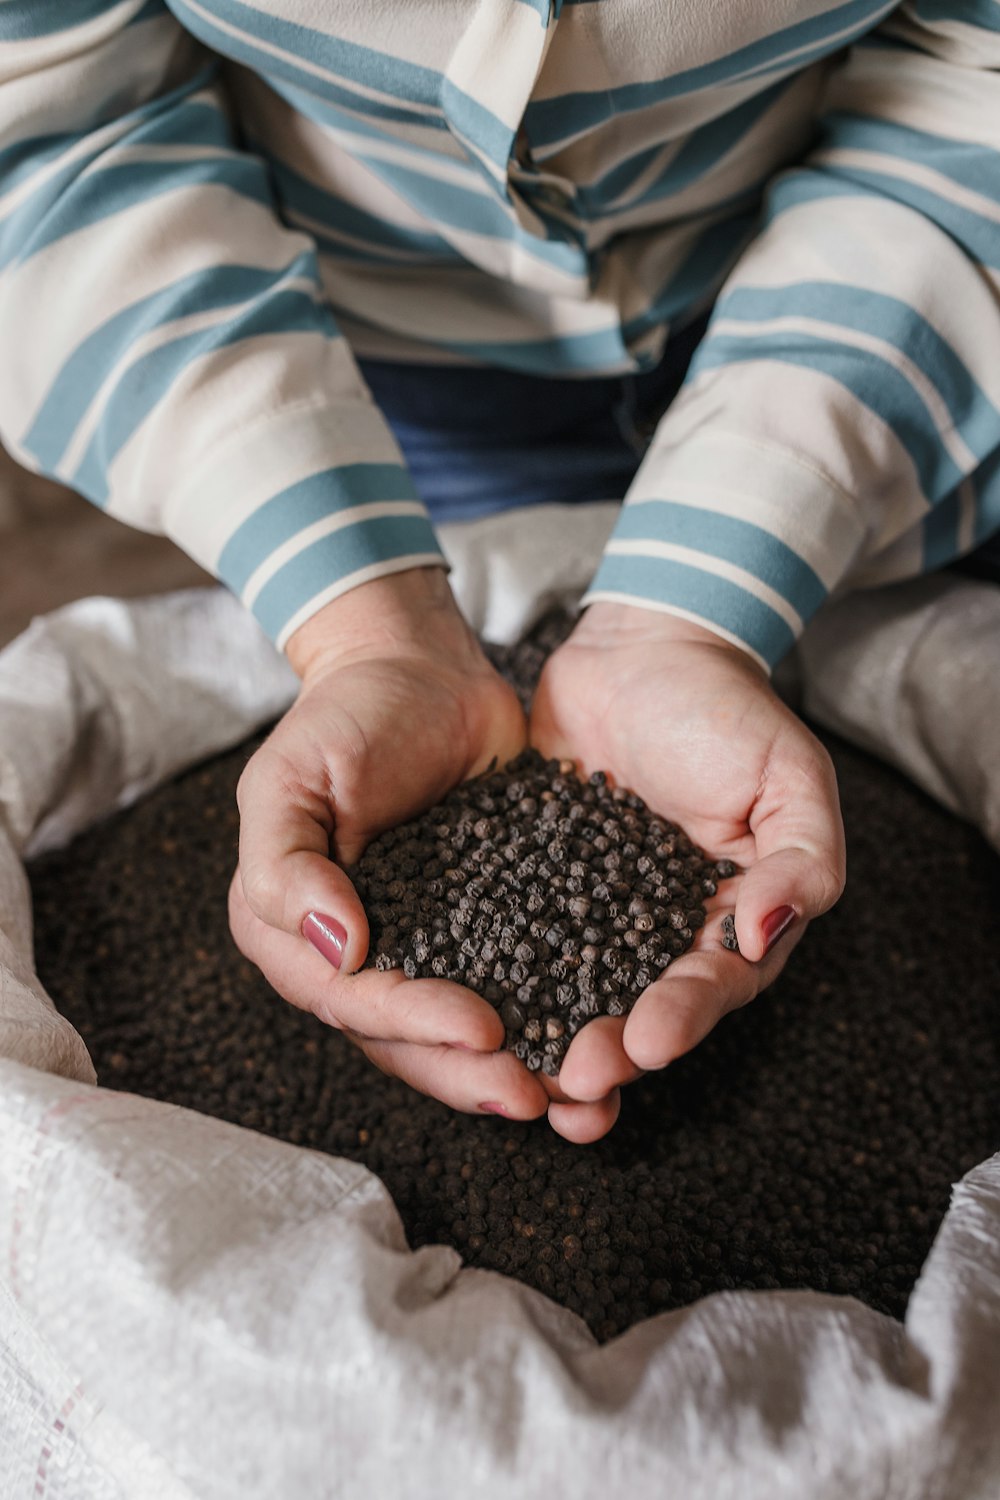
top-left (582, 422), bottom-right (870, 673)
top-left (159, 398), bottom-right (447, 650)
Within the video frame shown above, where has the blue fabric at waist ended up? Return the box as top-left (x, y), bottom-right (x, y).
top-left (356, 315), bottom-right (710, 524)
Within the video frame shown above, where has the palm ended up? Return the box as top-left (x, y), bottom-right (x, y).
top-left (283, 654), bottom-right (526, 866)
top-left (531, 631), bottom-right (772, 865)
top-left (528, 617), bottom-right (844, 1088)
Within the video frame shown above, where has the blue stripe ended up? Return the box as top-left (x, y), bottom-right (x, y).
top-left (776, 162), bottom-right (1000, 272)
top-left (218, 465), bottom-right (422, 594)
top-left (0, 0), bottom-right (126, 40)
top-left (286, 214), bottom-right (459, 269)
top-left (0, 133), bottom-right (70, 198)
top-left (6, 152), bottom-right (272, 270)
top-left (717, 282), bottom-right (1000, 461)
top-left (255, 90), bottom-right (589, 275)
top-left (613, 501), bottom-right (827, 619)
top-left (24, 253), bottom-right (320, 469)
top-left (691, 331), bottom-right (965, 505)
top-left (263, 154), bottom-right (458, 260)
top-left (71, 286), bottom-right (336, 504)
top-left (0, 80), bottom-right (235, 268)
top-left (439, 78), bottom-right (520, 173)
top-left (264, 74), bottom-right (446, 146)
top-left (331, 294), bottom-right (631, 374)
top-left (586, 553), bottom-right (798, 667)
top-left (322, 209), bottom-right (748, 376)
top-left (822, 113), bottom-right (1000, 207)
top-left (760, 166), bottom-right (875, 216)
top-left (169, 0), bottom-right (445, 111)
top-left (620, 206), bottom-right (759, 353)
top-left (249, 515), bottom-right (445, 641)
top-left (523, 0), bottom-right (896, 146)
top-left (361, 156), bottom-right (587, 271)
top-left (578, 75), bottom-right (793, 214)
top-left (0, 89), bottom-right (227, 250)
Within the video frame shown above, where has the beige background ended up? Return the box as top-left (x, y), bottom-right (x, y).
top-left (0, 444), bottom-right (211, 648)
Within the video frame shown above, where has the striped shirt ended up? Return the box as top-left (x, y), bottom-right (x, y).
top-left (1, 1), bottom-right (998, 669)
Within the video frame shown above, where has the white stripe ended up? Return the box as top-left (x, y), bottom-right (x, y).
top-left (725, 195), bottom-right (1000, 406)
top-left (811, 146), bottom-right (1000, 229)
top-left (94, 143), bottom-right (245, 168)
top-left (0, 112), bottom-right (137, 220)
top-left (824, 38), bottom-right (1000, 139)
top-left (55, 269), bottom-right (319, 480)
top-left (0, 0), bottom-right (141, 80)
top-left (241, 499), bottom-right (430, 607)
top-left (178, 0), bottom-right (443, 121)
top-left (236, 78), bottom-right (467, 218)
top-left (708, 312), bottom-right (980, 472)
top-left (0, 186), bottom-right (315, 434)
top-left (301, 111), bottom-right (492, 196)
top-left (634, 370), bottom-right (890, 579)
top-left (445, 2), bottom-right (551, 134)
top-left (603, 536), bottom-right (805, 633)
top-left (579, 590), bottom-right (772, 674)
top-left (316, 258), bottom-right (615, 345)
top-left (0, 17), bottom-right (204, 168)
top-left (275, 554), bottom-right (447, 650)
top-left (156, 391), bottom-right (408, 564)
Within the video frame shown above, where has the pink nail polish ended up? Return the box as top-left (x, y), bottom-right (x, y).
top-left (479, 1101), bottom-right (508, 1116)
top-left (761, 905), bottom-right (796, 955)
top-left (302, 912), bottom-right (347, 969)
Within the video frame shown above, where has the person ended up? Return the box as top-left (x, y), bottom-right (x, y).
top-left (1, 1), bottom-right (997, 1144)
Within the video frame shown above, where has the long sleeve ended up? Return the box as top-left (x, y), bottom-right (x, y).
top-left (584, 0), bottom-right (1000, 673)
top-left (0, 1), bottom-right (445, 649)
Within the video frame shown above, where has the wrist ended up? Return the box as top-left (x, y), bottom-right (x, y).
top-left (285, 564), bottom-right (470, 679)
top-left (575, 600), bottom-right (765, 668)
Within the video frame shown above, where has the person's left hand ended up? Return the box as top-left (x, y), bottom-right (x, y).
top-left (529, 601), bottom-right (846, 1142)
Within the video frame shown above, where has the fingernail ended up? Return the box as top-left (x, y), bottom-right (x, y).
top-left (479, 1101), bottom-right (509, 1116)
top-left (302, 912), bottom-right (347, 969)
top-left (761, 905), bottom-right (796, 955)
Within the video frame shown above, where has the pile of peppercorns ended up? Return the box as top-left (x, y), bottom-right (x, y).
top-left (354, 749), bottom-right (736, 1074)
top-left (27, 612), bottom-right (1000, 1339)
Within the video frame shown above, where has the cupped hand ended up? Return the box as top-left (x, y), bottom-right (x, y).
top-left (529, 602), bottom-right (846, 1136)
top-left (229, 567), bottom-right (627, 1136)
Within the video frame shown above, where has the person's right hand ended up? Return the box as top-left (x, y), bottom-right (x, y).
top-left (228, 565), bottom-right (619, 1138)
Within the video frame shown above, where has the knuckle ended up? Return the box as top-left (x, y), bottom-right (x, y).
top-left (235, 754), bottom-right (264, 814)
top-left (815, 859), bottom-right (846, 914)
top-left (240, 860), bottom-right (289, 929)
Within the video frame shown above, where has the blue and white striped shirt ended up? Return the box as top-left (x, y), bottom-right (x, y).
top-left (1, 1), bottom-right (998, 668)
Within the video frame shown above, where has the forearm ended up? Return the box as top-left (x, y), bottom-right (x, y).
top-left (0, 1), bottom-right (444, 651)
top-left (586, 0), bottom-right (1000, 671)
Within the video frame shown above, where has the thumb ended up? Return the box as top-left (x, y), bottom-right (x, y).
top-left (236, 750), bottom-right (370, 974)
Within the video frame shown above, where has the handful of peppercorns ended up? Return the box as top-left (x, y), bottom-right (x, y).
top-left (354, 749), bottom-right (736, 1075)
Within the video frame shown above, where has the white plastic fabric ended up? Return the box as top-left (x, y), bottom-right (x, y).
top-left (2, 510), bottom-right (1000, 1498)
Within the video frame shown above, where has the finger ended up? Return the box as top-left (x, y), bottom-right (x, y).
top-left (236, 744), bottom-right (370, 971)
top-left (622, 911), bottom-right (804, 1071)
top-left (736, 743), bottom-right (846, 962)
top-left (355, 1036), bottom-right (549, 1119)
top-left (229, 871), bottom-right (504, 1051)
top-left (547, 1090), bottom-right (621, 1144)
top-left (552, 1016), bottom-right (645, 1104)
